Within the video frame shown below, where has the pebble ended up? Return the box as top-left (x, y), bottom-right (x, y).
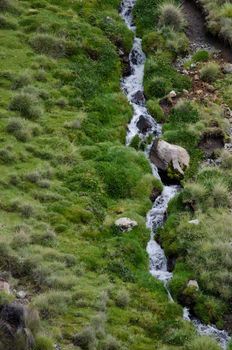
top-left (17, 290), bottom-right (27, 299)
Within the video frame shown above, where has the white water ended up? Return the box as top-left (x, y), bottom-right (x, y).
top-left (119, 0), bottom-right (231, 348)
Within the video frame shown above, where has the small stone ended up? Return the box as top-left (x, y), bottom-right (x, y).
top-left (194, 74), bottom-right (199, 80)
top-left (17, 290), bottom-right (27, 299)
top-left (115, 217), bottom-right (138, 232)
top-left (168, 90), bottom-right (177, 98)
top-left (187, 280), bottom-right (199, 290)
top-left (182, 89), bottom-right (188, 94)
top-left (205, 83), bottom-right (215, 93)
top-left (223, 63), bottom-right (232, 74)
top-left (182, 70), bottom-right (188, 75)
top-left (188, 219), bottom-right (199, 225)
top-left (0, 280), bottom-right (10, 294)
top-left (196, 89), bottom-right (203, 95)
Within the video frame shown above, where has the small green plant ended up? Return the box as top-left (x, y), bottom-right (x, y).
top-left (146, 77), bottom-right (172, 98)
top-left (9, 92), bottom-right (43, 120)
top-left (35, 335), bottom-right (53, 350)
top-left (159, 2), bottom-right (186, 31)
top-left (200, 63), bottom-right (220, 82)
top-left (147, 99), bottom-right (165, 122)
top-left (192, 50), bottom-right (210, 62)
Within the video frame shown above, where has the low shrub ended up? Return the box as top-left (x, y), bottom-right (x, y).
top-left (0, 15), bottom-right (17, 29)
top-left (220, 150), bottom-right (232, 169)
top-left (33, 290), bottom-right (72, 319)
top-left (115, 289), bottom-right (130, 308)
top-left (146, 77), bottom-right (172, 98)
top-left (35, 335), bottom-right (53, 350)
top-left (166, 32), bottom-right (189, 56)
top-left (142, 31), bottom-right (165, 54)
top-left (30, 34), bottom-right (77, 58)
top-left (102, 335), bottom-right (120, 350)
top-left (185, 336), bottom-right (221, 350)
top-left (200, 63), bottom-right (220, 82)
top-left (73, 326), bottom-right (97, 350)
top-left (171, 99), bottom-right (199, 124)
top-left (31, 230), bottom-right (57, 247)
top-left (159, 2), bottom-right (186, 31)
top-left (0, 0), bottom-right (15, 12)
top-left (147, 99), bottom-right (165, 122)
top-left (34, 69), bottom-right (47, 82)
top-left (9, 92), bottom-right (43, 120)
top-left (0, 148), bottom-right (15, 163)
top-left (12, 72), bottom-right (32, 90)
top-left (6, 118), bottom-right (23, 133)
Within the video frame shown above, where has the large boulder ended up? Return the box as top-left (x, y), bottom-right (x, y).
top-left (149, 139), bottom-right (190, 181)
top-left (115, 217), bottom-right (138, 232)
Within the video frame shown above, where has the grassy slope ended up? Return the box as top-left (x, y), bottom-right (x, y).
top-left (0, 0), bottom-right (208, 349)
top-left (196, 0), bottom-right (232, 45)
top-left (134, 0), bottom-right (232, 337)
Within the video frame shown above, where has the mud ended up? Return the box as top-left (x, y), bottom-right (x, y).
top-left (182, 0), bottom-right (232, 62)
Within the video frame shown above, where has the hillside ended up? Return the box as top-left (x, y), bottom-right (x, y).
top-left (0, 0), bottom-right (232, 349)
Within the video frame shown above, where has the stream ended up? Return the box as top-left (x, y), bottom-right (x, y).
top-left (119, 0), bottom-right (231, 348)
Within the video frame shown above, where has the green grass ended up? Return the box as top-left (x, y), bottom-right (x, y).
top-left (0, 0), bottom-right (207, 349)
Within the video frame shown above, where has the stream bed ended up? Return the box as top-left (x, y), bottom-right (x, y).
top-left (119, 0), bottom-right (231, 348)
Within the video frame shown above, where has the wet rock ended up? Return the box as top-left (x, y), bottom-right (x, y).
top-left (223, 63), bottom-right (232, 74)
top-left (131, 90), bottom-right (145, 105)
top-left (118, 49), bottom-right (131, 76)
top-left (0, 279), bottom-right (10, 294)
top-left (136, 115), bottom-right (152, 133)
top-left (115, 217), bottom-right (138, 232)
top-left (149, 140), bottom-right (190, 181)
top-left (187, 280), bottom-right (199, 290)
top-left (130, 47), bottom-right (144, 65)
top-left (188, 219), bottom-right (199, 225)
top-left (150, 187), bottom-right (162, 202)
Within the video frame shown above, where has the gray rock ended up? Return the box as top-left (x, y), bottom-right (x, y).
top-left (223, 63), bottom-right (232, 74)
top-left (115, 217), bottom-right (138, 232)
top-left (149, 139), bottom-right (190, 176)
top-left (187, 280), bottom-right (199, 290)
top-left (17, 290), bottom-right (27, 299)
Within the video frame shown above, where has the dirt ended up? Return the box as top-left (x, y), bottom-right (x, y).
top-left (182, 0), bottom-right (232, 62)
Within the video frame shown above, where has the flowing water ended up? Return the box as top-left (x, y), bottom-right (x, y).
top-left (119, 0), bottom-right (231, 348)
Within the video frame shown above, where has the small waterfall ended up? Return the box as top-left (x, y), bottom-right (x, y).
top-left (119, 0), bottom-right (231, 348)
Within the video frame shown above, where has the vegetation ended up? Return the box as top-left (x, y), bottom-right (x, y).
top-left (138, 0), bottom-right (232, 338)
top-left (0, 0), bottom-right (231, 348)
top-left (197, 0), bottom-right (232, 45)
